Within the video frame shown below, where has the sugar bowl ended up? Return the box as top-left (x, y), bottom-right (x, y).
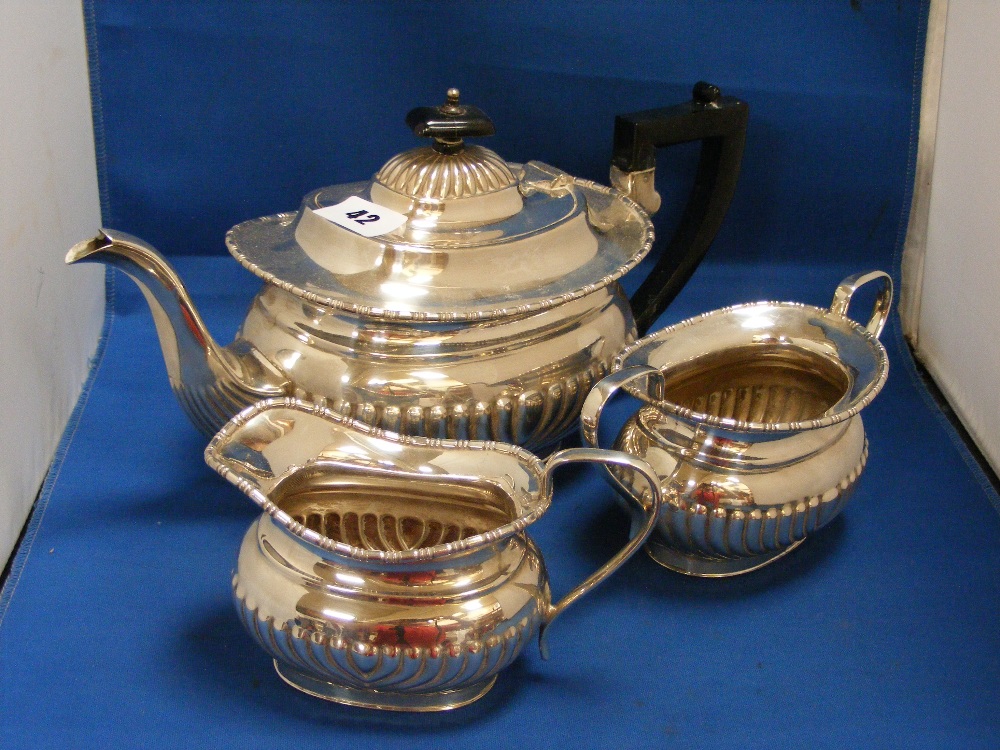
top-left (582, 271), bottom-right (892, 576)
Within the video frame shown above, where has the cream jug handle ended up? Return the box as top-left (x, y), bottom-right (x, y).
top-left (829, 270), bottom-right (894, 338)
top-left (536, 447), bottom-right (663, 660)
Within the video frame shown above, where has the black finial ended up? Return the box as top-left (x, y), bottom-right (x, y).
top-left (693, 81), bottom-right (722, 105)
top-left (405, 89), bottom-right (495, 154)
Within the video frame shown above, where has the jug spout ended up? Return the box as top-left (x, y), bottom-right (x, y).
top-left (66, 230), bottom-right (288, 435)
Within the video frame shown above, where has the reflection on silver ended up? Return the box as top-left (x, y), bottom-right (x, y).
top-left (375, 144), bottom-right (518, 199)
top-left (582, 271), bottom-right (892, 576)
top-left (609, 165), bottom-right (660, 215)
top-left (206, 398), bottom-right (663, 711)
top-left (66, 155), bottom-right (653, 450)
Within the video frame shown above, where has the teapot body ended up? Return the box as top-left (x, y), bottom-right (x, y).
top-left (237, 281), bottom-right (634, 450)
top-left (66, 86), bottom-right (749, 445)
top-left (233, 513), bottom-right (549, 711)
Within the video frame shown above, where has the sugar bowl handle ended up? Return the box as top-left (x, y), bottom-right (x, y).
top-left (829, 270), bottom-right (894, 338)
top-left (580, 365), bottom-right (666, 450)
top-left (536, 447), bottom-right (663, 660)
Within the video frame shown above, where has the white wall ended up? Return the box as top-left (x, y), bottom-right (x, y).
top-left (905, 0), bottom-right (1000, 474)
top-left (0, 2), bottom-right (105, 567)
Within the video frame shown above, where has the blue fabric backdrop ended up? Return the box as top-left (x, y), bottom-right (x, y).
top-left (5, 1), bottom-right (1000, 747)
top-left (90, 0), bottom-right (924, 266)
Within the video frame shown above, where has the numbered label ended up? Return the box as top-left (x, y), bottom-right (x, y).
top-left (313, 196), bottom-right (408, 238)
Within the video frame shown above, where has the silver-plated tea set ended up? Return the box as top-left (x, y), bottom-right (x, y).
top-left (67, 85), bottom-right (892, 711)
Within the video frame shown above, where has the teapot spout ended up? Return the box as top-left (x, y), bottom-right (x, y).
top-left (67, 230), bottom-right (288, 435)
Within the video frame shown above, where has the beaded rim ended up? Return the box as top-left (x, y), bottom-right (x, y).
top-left (205, 397), bottom-right (550, 564)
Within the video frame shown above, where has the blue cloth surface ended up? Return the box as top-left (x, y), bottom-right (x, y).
top-left (1, 257), bottom-right (998, 748)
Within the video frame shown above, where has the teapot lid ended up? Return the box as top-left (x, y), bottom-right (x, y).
top-left (225, 90), bottom-right (653, 322)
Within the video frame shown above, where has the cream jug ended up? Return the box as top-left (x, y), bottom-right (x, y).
top-left (206, 398), bottom-right (663, 710)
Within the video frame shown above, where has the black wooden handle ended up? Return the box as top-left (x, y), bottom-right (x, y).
top-left (613, 82), bottom-right (749, 335)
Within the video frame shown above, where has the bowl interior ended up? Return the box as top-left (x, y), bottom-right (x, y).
top-left (658, 343), bottom-right (851, 423)
top-left (270, 466), bottom-right (518, 553)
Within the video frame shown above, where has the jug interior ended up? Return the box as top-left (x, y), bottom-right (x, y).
top-left (659, 344), bottom-right (851, 423)
top-left (270, 466), bottom-right (519, 553)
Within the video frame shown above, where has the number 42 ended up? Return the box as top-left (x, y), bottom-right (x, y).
top-left (345, 209), bottom-right (380, 225)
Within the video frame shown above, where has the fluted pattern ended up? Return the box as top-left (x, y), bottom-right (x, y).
top-left (297, 359), bottom-right (608, 451)
top-left (174, 375), bottom-right (278, 437)
top-left (623, 442), bottom-right (868, 560)
top-left (293, 511), bottom-right (485, 553)
top-left (680, 383), bottom-right (834, 424)
top-left (183, 354), bottom-right (606, 448)
top-left (375, 145), bottom-right (517, 200)
top-left (234, 580), bottom-right (540, 696)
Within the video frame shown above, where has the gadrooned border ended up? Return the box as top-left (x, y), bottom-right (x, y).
top-left (205, 397), bottom-right (552, 564)
top-left (223, 175), bottom-right (654, 323)
top-left (612, 299), bottom-right (891, 434)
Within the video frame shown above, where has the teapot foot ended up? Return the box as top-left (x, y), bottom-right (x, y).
top-left (645, 539), bottom-right (804, 578)
top-left (273, 661), bottom-right (497, 711)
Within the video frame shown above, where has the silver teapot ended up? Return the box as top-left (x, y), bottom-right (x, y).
top-left (67, 84), bottom-right (747, 450)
